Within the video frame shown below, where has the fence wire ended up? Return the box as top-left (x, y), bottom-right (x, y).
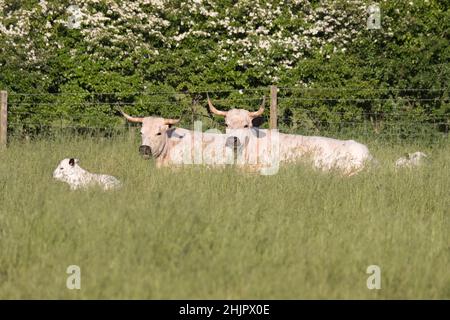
top-left (4, 87), bottom-right (450, 143)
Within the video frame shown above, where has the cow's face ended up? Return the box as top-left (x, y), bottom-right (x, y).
top-left (119, 109), bottom-right (179, 159)
top-left (139, 117), bottom-right (172, 159)
top-left (208, 95), bottom-right (265, 129)
top-left (224, 109), bottom-right (254, 129)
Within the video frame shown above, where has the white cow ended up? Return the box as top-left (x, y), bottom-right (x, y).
top-left (207, 99), bottom-right (374, 175)
top-left (53, 158), bottom-right (121, 190)
top-left (395, 152), bottom-right (428, 168)
top-left (120, 112), bottom-right (259, 169)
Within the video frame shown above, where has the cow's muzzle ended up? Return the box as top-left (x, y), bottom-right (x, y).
top-left (139, 145), bottom-right (152, 159)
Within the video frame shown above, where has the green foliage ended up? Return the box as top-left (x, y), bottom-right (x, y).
top-left (0, 0), bottom-right (448, 139)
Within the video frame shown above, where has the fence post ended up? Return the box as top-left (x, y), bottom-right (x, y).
top-left (0, 90), bottom-right (7, 148)
top-left (270, 85), bottom-right (277, 129)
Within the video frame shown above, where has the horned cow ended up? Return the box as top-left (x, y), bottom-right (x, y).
top-left (207, 99), bottom-right (374, 176)
top-left (120, 111), bottom-right (254, 169)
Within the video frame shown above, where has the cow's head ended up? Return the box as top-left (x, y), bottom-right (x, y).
top-left (207, 95), bottom-right (265, 129)
top-left (119, 110), bottom-right (179, 159)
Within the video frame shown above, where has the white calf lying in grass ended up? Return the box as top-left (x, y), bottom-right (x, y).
top-left (395, 152), bottom-right (428, 169)
top-left (53, 158), bottom-right (121, 190)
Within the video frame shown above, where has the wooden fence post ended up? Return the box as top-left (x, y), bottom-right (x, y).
top-left (270, 85), bottom-right (277, 129)
top-left (0, 90), bottom-right (7, 148)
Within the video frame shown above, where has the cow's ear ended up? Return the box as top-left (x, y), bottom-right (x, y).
top-left (69, 158), bottom-right (75, 166)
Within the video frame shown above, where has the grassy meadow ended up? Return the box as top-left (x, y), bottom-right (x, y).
top-left (0, 134), bottom-right (449, 299)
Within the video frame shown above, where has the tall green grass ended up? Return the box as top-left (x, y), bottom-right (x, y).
top-left (0, 135), bottom-right (449, 299)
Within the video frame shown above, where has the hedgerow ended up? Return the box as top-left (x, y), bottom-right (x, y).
top-left (0, 0), bottom-right (448, 137)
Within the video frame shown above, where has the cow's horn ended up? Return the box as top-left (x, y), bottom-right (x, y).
top-left (164, 118), bottom-right (180, 125)
top-left (207, 93), bottom-right (227, 116)
top-left (249, 96), bottom-right (265, 117)
top-left (118, 108), bottom-right (144, 123)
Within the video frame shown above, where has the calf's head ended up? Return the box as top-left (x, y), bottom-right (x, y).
top-left (53, 158), bottom-right (80, 181)
top-left (119, 110), bottom-right (179, 159)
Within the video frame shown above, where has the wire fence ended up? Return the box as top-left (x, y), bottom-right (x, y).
top-left (3, 86), bottom-right (450, 144)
